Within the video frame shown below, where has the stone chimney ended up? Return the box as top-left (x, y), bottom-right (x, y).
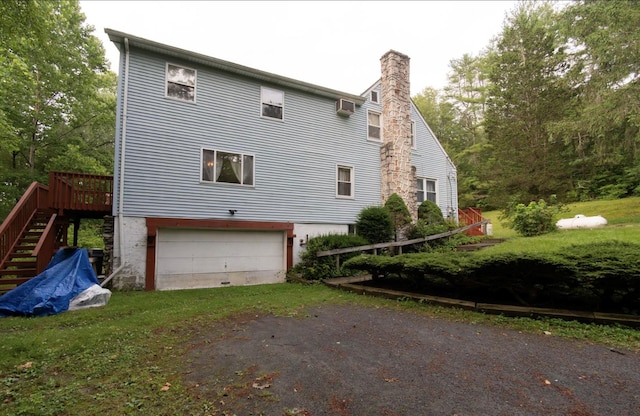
top-left (380, 50), bottom-right (416, 220)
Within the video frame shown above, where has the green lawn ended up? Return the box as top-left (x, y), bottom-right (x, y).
top-left (482, 196), bottom-right (640, 253)
top-left (1, 283), bottom-right (640, 415)
top-left (1, 197), bottom-right (640, 415)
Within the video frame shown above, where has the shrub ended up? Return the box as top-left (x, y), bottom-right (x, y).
top-left (500, 198), bottom-right (563, 237)
top-left (342, 254), bottom-right (405, 279)
top-left (417, 200), bottom-right (445, 224)
top-left (384, 193), bottom-right (412, 233)
top-left (406, 218), bottom-right (472, 253)
top-left (295, 233), bottom-right (369, 280)
top-left (355, 206), bottom-right (393, 244)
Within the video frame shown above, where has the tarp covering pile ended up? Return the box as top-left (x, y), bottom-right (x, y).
top-left (0, 248), bottom-right (111, 317)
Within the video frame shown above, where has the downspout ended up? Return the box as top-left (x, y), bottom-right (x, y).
top-left (102, 37), bottom-right (130, 287)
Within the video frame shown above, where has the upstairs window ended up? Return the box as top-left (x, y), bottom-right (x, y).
top-left (337, 165), bottom-right (354, 198)
top-left (417, 178), bottom-right (437, 203)
top-left (202, 149), bottom-right (254, 186)
top-left (166, 63), bottom-right (196, 102)
top-left (261, 87), bottom-right (284, 120)
top-left (368, 111), bottom-right (381, 141)
top-left (370, 90), bottom-right (379, 103)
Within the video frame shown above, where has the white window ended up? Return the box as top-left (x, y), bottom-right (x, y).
top-left (202, 149), bottom-right (254, 186)
top-left (261, 87), bottom-right (284, 120)
top-left (417, 178), bottom-right (437, 203)
top-left (368, 111), bottom-right (381, 141)
top-left (336, 165), bottom-right (354, 198)
top-left (166, 63), bottom-right (196, 102)
top-left (410, 120), bottom-right (416, 149)
top-left (370, 90), bottom-right (379, 103)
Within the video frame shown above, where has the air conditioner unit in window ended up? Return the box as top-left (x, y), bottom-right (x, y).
top-left (336, 99), bottom-right (355, 116)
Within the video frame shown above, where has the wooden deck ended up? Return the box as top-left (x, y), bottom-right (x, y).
top-left (0, 172), bottom-right (113, 292)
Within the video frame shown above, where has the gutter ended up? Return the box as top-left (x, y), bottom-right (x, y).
top-left (102, 37), bottom-right (130, 288)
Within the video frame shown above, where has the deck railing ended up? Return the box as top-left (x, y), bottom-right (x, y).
top-left (0, 182), bottom-right (49, 268)
top-left (49, 171), bottom-right (113, 212)
top-left (458, 207), bottom-right (485, 236)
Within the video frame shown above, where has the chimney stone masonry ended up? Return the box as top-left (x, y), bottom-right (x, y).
top-left (380, 50), bottom-right (416, 221)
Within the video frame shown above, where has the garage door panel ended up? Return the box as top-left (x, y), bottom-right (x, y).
top-left (156, 228), bottom-right (286, 290)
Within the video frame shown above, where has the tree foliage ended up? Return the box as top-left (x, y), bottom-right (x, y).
top-left (0, 1), bottom-right (115, 219)
top-left (414, 0), bottom-right (640, 209)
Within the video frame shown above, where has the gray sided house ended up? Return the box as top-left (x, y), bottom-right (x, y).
top-left (106, 29), bottom-right (458, 291)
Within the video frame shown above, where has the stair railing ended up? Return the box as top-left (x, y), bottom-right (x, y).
top-left (0, 182), bottom-right (49, 270)
top-left (32, 213), bottom-right (58, 274)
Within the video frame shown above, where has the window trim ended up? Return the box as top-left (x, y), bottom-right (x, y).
top-left (165, 62), bottom-right (196, 103)
top-left (200, 147), bottom-right (256, 187)
top-left (417, 177), bottom-right (437, 204)
top-left (370, 90), bottom-right (379, 104)
top-left (367, 110), bottom-right (382, 142)
top-left (260, 86), bottom-right (284, 121)
top-left (336, 164), bottom-right (355, 199)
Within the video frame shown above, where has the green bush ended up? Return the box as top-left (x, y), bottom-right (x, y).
top-left (500, 198), bottom-right (563, 237)
top-left (355, 206), bottom-right (393, 244)
top-left (295, 233), bottom-right (369, 280)
top-left (417, 200), bottom-right (445, 224)
top-left (384, 193), bottom-right (412, 233)
top-left (344, 241), bottom-right (640, 314)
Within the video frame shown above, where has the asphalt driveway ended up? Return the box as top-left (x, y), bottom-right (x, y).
top-left (183, 304), bottom-right (640, 415)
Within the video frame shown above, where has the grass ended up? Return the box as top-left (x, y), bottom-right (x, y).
top-left (1, 197), bottom-right (640, 415)
top-left (481, 196), bottom-right (640, 254)
top-left (1, 284), bottom-right (640, 415)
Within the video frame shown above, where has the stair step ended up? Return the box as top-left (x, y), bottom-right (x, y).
top-left (19, 236), bottom-right (40, 243)
top-left (4, 261), bottom-right (36, 268)
top-left (0, 277), bottom-right (30, 286)
top-left (8, 253), bottom-right (36, 259)
top-left (0, 268), bottom-right (36, 276)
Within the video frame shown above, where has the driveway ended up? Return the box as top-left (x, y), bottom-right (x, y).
top-left (183, 304), bottom-right (640, 415)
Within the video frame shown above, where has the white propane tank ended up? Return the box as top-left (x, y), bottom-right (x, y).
top-left (556, 214), bottom-right (608, 230)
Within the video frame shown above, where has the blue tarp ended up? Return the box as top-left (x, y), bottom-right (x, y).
top-left (0, 248), bottom-right (99, 317)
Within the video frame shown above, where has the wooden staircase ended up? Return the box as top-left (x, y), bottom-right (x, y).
top-left (458, 207), bottom-right (486, 237)
top-left (0, 172), bottom-right (113, 294)
top-left (0, 211), bottom-right (54, 289)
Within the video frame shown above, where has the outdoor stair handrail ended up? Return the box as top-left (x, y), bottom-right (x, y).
top-left (316, 220), bottom-right (490, 258)
top-left (0, 182), bottom-right (49, 269)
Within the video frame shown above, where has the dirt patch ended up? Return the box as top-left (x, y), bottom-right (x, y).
top-left (182, 304), bottom-right (640, 415)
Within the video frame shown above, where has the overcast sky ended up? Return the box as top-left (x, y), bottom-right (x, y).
top-left (80, 1), bottom-right (518, 96)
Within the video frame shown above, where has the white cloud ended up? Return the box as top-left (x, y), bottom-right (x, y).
top-left (80, 0), bottom-right (516, 95)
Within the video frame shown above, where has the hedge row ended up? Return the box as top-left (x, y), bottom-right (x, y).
top-left (343, 241), bottom-right (640, 314)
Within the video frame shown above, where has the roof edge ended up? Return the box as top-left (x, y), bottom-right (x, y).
top-left (105, 29), bottom-right (366, 105)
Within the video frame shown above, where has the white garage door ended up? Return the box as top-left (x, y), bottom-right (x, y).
top-left (156, 228), bottom-right (286, 290)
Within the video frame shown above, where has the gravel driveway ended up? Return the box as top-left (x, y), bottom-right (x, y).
top-left (184, 304), bottom-right (640, 416)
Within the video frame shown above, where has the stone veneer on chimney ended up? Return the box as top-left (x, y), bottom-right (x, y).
top-left (380, 50), bottom-right (417, 220)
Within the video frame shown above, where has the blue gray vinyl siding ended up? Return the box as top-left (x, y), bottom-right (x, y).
top-left (411, 103), bottom-right (458, 217)
top-left (114, 47), bottom-right (381, 224)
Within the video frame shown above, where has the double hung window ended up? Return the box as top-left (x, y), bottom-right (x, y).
top-left (261, 87), bottom-right (284, 120)
top-left (417, 178), bottom-right (437, 203)
top-left (166, 63), bottom-right (196, 102)
top-left (368, 111), bottom-right (381, 141)
top-left (337, 165), bottom-right (354, 198)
